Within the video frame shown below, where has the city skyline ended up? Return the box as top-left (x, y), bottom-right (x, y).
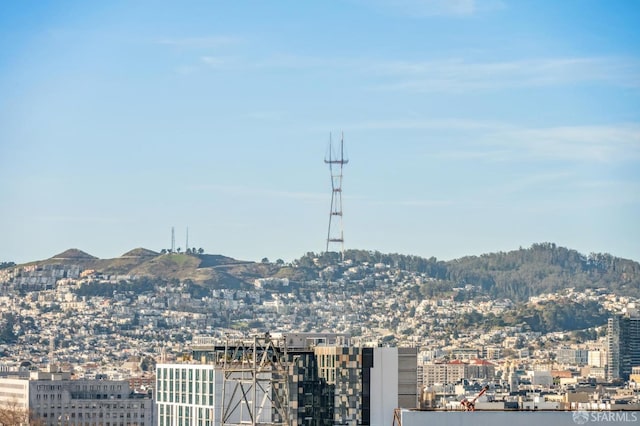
top-left (1, 0), bottom-right (639, 265)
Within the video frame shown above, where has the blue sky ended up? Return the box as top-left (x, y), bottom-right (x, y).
top-left (1, 0), bottom-right (639, 264)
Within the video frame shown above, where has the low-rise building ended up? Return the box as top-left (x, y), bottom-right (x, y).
top-left (0, 369), bottom-right (153, 426)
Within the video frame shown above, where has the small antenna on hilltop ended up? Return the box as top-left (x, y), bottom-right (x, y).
top-left (186, 227), bottom-right (189, 252)
top-left (171, 226), bottom-right (175, 253)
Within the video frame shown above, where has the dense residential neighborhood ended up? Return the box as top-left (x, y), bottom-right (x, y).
top-left (0, 248), bottom-right (637, 375)
top-left (0, 246), bottom-right (639, 424)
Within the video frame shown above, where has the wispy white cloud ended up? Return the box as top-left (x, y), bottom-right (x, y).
top-left (255, 54), bottom-right (341, 69)
top-left (246, 110), bottom-right (288, 121)
top-left (370, 56), bottom-right (640, 92)
top-left (36, 215), bottom-right (127, 224)
top-left (175, 65), bottom-right (198, 75)
top-left (397, 199), bottom-right (454, 207)
top-left (156, 36), bottom-right (241, 48)
top-left (200, 55), bottom-right (237, 69)
top-left (360, 197), bottom-right (454, 208)
top-left (346, 117), bottom-right (640, 164)
top-left (360, 0), bottom-right (505, 17)
top-left (491, 124), bottom-right (640, 163)
top-left (187, 184), bottom-right (326, 201)
top-left (486, 171), bottom-right (575, 197)
top-left (345, 117), bottom-right (510, 131)
top-left (181, 52), bottom-right (350, 74)
top-left (433, 124), bottom-right (640, 163)
top-left (165, 36), bottom-right (639, 95)
top-left (215, 54), bottom-right (639, 92)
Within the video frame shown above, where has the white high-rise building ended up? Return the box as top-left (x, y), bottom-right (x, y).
top-left (369, 347), bottom-right (418, 426)
top-left (156, 364), bottom-right (221, 426)
top-left (156, 363), bottom-right (272, 426)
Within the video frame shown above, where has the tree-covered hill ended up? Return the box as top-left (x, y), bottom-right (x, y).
top-left (4, 243), bottom-right (639, 302)
top-left (298, 243), bottom-right (640, 301)
top-left (444, 243), bottom-right (640, 301)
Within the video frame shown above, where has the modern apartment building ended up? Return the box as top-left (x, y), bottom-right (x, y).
top-left (155, 363), bottom-right (273, 426)
top-left (556, 348), bottom-right (589, 366)
top-left (607, 314), bottom-right (640, 381)
top-left (421, 359), bottom-right (496, 387)
top-left (160, 333), bottom-right (417, 426)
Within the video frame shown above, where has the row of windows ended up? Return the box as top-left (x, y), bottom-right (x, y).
top-left (45, 422), bottom-right (143, 426)
top-left (157, 380), bottom-right (215, 392)
top-left (158, 404), bottom-right (214, 426)
top-left (1, 382), bottom-right (26, 390)
top-left (40, 412), bottom-right (144, 419)
top-left (157, 367), bottom-right (215, 382)
top-left (157, 391), bottom-right (215, 405)
top-left (38, 384), bottom-right (63, 391)
top-left (156, 375), bottom-right (215, 404)
top-left (36, 384), bottom-right (122, 391)
top-left (0, 390), bottom-right (25, 398)
top-left (35, 403), bottom-right (146, 410)
top-left (318, 355), bottom-right (337, 368)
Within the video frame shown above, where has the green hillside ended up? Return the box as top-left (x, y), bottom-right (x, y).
top-left (311, 243), bottom-right (640, 301)
top-left (6, 243), bottom-right (640, 301)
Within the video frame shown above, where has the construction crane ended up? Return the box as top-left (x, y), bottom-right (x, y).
top-left (460, 385), bottom-right (490, 411)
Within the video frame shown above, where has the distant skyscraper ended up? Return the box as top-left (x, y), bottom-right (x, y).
top-left (607, 314), bottom-right (640, 381)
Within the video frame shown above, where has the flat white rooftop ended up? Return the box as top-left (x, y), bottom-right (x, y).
top-left (398, 410), bottom-right (639, 426)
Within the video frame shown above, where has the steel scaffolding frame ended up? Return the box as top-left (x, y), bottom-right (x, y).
top-left (221, 333), bottom-right (291, 426)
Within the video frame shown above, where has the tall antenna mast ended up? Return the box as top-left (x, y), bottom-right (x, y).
top-left (325, 132), bottom-right (348, 261)
top-left (171, 226), bottom-right (175, 253)
top-left (186, 227), bottom-right (189, 252)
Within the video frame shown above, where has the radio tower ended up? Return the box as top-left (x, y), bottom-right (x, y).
top-left (325, 132), bottom-right (348, 261)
